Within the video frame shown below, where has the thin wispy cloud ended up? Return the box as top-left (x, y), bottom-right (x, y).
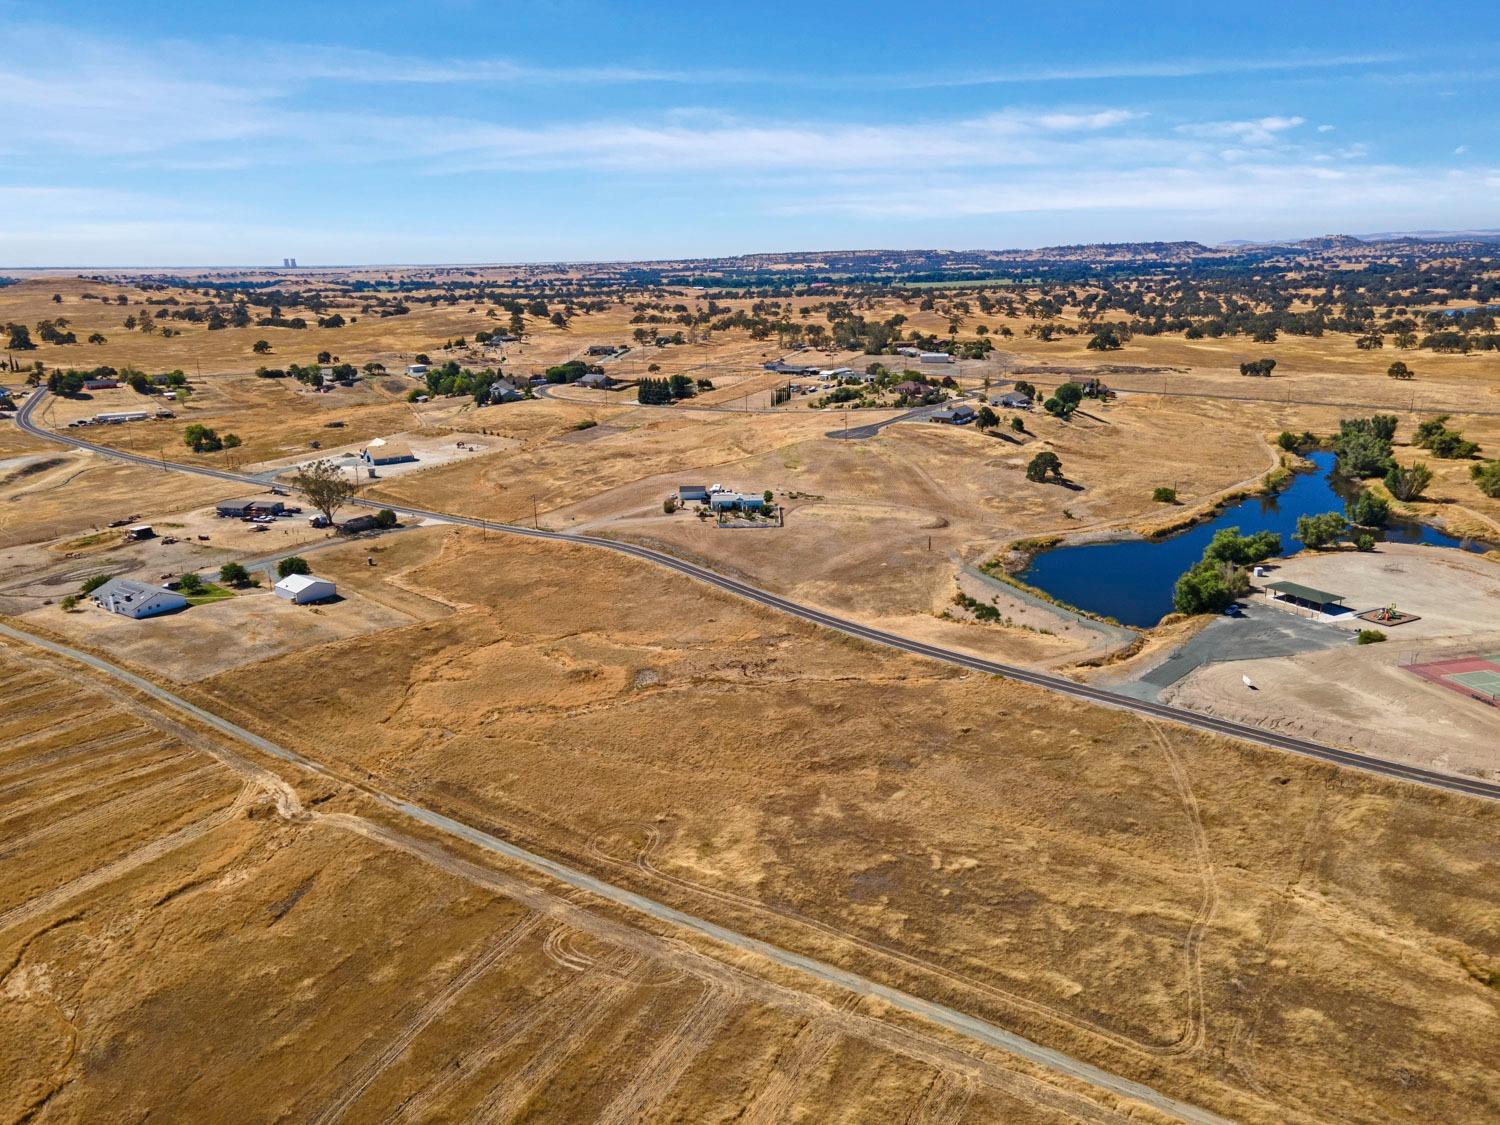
top-left (0, 14), bottom-right (1491, 265)
top-left (898, 52), bottom-right (1406, 89)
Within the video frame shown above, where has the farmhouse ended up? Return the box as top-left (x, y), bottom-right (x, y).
top-left (216, 498), bottom-right (285, 519)
top-left (489, 379), bottom-right (525, 403)
top-left (931, 404), bottom-right (977, 424)
top-left (892, 380), bottom-right (934, 401)
top-left (709, 492), bottom-right (766, 512)
top-left (90, 578), bottom-right (188, 619)
top-left (361, 442), bottom-right (417, 467)
top-left (576, 371), bottom-right (614, 389)
top-left (586, 344), bottom-right (624, 356)
top-left (991, 391), bottom-right (1033, 409)
top-left (274, 573), bottom-right (337, 604)
top-left (82, 377), bottom-right (119, 390)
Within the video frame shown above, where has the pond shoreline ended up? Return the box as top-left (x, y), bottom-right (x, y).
top-left (1007, 451), bottom-right (1493, 630)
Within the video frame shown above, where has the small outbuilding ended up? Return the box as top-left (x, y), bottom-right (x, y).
top-left (274, 573), bottom-right (337, 604)
top-left (361, 442), bottom-right (417, 468)
top-left (677, 484), bottom-right (709, 504)
top-left (918, 351), bottom-right (955, 364)
top-left (91, 577), bottom-right (189, 619)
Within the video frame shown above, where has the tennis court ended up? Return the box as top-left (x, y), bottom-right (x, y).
top-left (1404, 652), bottom-right (1500, 705)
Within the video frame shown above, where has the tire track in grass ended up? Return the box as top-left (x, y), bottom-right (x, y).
top-left (312, 914), bottom-right (545, 1125)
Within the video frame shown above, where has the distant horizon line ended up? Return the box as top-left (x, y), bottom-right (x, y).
top-left (6, 227), bottom-right (1500, 274)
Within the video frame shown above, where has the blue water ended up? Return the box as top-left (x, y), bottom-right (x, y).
top-left (1018, 453), bottom-right (1485, 628)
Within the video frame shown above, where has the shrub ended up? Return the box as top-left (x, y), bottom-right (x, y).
top-left (1354, 533), bottom-right (1376, 552)
top-left (373, 508), bottom-right (398, 529)
top-left (663, 497), bottom-right (677, 514)
top-left (277, 556), bottom-right (310, 578)
top-left (1152, 486), bottom-right (1178, 504)
top-left (177, 572), bottom-right (204, 594)
top-left (60, 594), bottom-right (79, 611)
top-left (1472, 460), bottom-right (1500, 499)
top-left (80, 573), bottom-right (112, 594)
top-left (1357, 629), bottom-right (1387, 644)
top-left (1385, 462), bottom-right (1433, 502)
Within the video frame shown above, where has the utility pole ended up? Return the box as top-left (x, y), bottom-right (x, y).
top-left (533, 495), bottom-right (538, 530)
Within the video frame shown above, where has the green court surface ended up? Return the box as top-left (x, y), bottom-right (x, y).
top-left (1449, 670), bottom-right (1500, 697)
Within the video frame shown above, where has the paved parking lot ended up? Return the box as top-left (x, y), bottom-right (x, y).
top-left (1115, 601), bottom-right (1350, 699)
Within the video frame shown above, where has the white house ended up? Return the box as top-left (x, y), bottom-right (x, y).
top-left (274, 573), bottom-right (337, 604)
top-left (91, 577), bottom-right (189, 619)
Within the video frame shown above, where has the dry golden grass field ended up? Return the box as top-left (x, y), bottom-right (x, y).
top-left (0, 625), bottom-right (1117, 1125)
top-left (148, 528), bottom-right (1500, 1122)
top-left (2, 266), bottom-right (1498, 1123)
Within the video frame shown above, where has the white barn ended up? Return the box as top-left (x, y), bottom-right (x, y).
top-left (91, 578), bottom-right (189, 619)
top-left (274, 573), bottom-right (337, 604)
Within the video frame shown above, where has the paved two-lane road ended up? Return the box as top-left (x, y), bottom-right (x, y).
top-left (15, 389), bottom-right (1500, 803)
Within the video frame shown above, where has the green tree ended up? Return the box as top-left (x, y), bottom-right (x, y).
top-left (252, 339), bottom-right (271, 354)
top-left (5, 324), bottom-right (35, 350)
top-left (1386, 360), bottom-right (1413, 380)
top-left (976, 405), bottom-right (999, 431)
top-left (1010, 416), bottom-right (1025, 433)
top-left (1203, 527), bottom-right (1281, 565)
top-left (277, 556), bottom-right (310, 579)
top-left (80, 573), bottom-right (112, 594)
top-left (1025, 451), bottom-right (1063, 482)
top-left (1294, 511), bottom-right (1348, 549)
top-left (218, 562), bottom-right (251, 587)
top-left (1172, 560), bottom-right (1246, 615)
top-left (177, 572), bottom-right (204, 594)
top-left (1152, 486), bottom-right (1178, 503)
top-left (183, 424), bottom-right (224, 453)
top-left (373, 508), bottom-right (398, 529)
top-left (1345, 490), bottom-right (1390, 527)
top-left (291, 459), bottom-right (357, 524)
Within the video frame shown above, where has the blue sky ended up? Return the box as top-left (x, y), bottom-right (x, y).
top-left (1, 0), bottom-right (1496, 265)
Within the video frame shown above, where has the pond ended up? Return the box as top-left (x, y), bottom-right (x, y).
top-left (1017, 452), bottom-right (1487, 628)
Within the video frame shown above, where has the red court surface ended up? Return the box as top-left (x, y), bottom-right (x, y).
top-left (1405, 654), bottom-right (1500, 706)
